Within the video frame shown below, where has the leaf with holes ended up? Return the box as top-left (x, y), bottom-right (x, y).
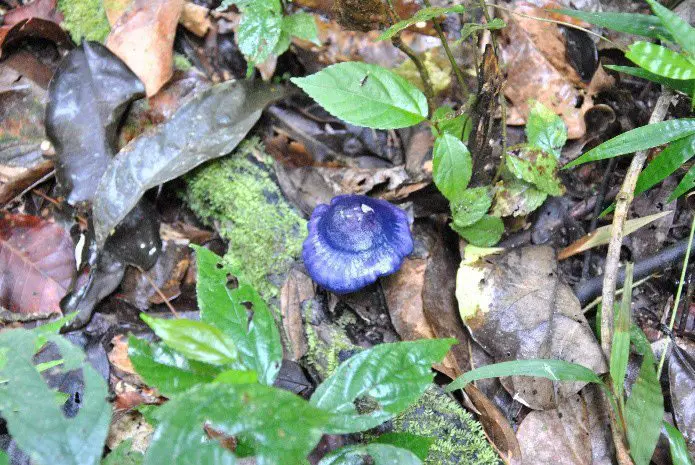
top-left (0, 214), bottom-right (74, 319)
top-left (626, 42), bottom-right (695, 81)
top-left (506, 148), bottom-right (563, 196)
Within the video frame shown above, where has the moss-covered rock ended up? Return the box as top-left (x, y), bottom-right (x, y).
top-left (58, 0), bottom-right (111, 43)
top-left (184, 142), bottom-right (306, 301)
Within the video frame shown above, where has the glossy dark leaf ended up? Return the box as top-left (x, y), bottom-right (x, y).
top-left (635, 134), bottom-right (695, 197)
top-left (0, 214), bottom-right (74, 318)
top-left (144, 383), bottom-right (330, 465)
top-left (193, 246), bottom-right (282, 385)
top-left (310, 339), bottom-right (455, 434)
top-left (92, 80), bottom-right (280, 247)
top-left (319, 444), bottom-right (422, 465)
top-left (670, 162), bottom-right (695, 201)
top-left (45, 41), bottom-right (145, 205)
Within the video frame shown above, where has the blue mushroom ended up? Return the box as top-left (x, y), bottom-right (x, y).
top-left (302, 194), bottom-right (413, 294)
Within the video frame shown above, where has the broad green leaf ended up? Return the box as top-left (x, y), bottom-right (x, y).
top-left (144, 383), bottom-right (330, 465)
top-left (377, 5), bottom-right (466, 41)
top-left (310, 339), bottom-right (455, 434)
top-left (492, 180), bottom-right (547, 217)
top-left (237, 4), bottom-right (282, 65)
top-left (212, 369), bottom-right (259, 384)
top-left (645, 0), bottom-right (695, 58)
top-left (663, 422), bottom-right (694, 465)
top-left (626, 42), bottom-right (695, 80)
top-left (451, 187), bottom-right (492, 227)
top-left (291, 62), bottom-right (428, 129)
top-left (319, 444), bottom-right (422, 465)
top-left (506, 149), bottom-right (563, 196)
top-left (0, 451), bottom-right (7, 465)
top-left (127, 336), bottom-right (221, 397)
top-left (525, 101), bottom-right (567, 158)
top-left (102, 439), bottom-right (144, 465)
top-left (553, 8), bottom-right (672, 40)
top-left (625, 327), bottom-right (664, 465)
top-left (605, 65), bottom-right (695, 96)
top-left (432, 133), bottom-right (472, 201)
top-left (431, 106), bottom-right (470, 139)
top-left (193, 246), bottom-right (282, 385)
top-left (446, 359), bottom-right (603, 392)
top-left (140, 314), bottom-right (238, 366)
top-left (611, 263), bottom-right (633, 401)
top-left (635, 134), bottom-right (695, 196)
top-left (669, 162), bottom-right (695, 201)
top-left (0, 329), bottom-right (111, 465)
top-left (451, 215), bottom-right (504, 247)
top-left (459, 18), bottom-right (506, 41)
top-left (282, 13), bottom-right (320, 45)
top-left (564, 118), bottom-right (695, 168)
top-left (372, 433), bottom-right (434, 461)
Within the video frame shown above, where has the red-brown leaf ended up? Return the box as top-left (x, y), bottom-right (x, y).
top-left (0, 214), bottom-right (75, 317)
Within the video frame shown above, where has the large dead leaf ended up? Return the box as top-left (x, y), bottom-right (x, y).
top-left (669, 339), bottom-right (695, 456)
top-left (106, 0), bottom-right (185, 97)
top-left (0, 0), bottom-right (70, 56)
top-left (0, 214), bottom-right (74, 319)
top-left (456, 246), bottom-right (606, 409)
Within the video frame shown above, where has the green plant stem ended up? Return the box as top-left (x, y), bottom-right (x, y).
top-left (656, 211), bottom-right (695, 378)
top-left (420, 0), bottom-right (470, 96)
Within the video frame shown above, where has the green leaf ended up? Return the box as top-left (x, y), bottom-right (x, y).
top-left (144, 383), bottom-right (330, 465)
top-left (376, 5), bottom-right (466, 41)
top-left (605, 65), bottom-right (695, 96)
top-left (669, 162), bottom-right (695, 201)
top-left (626, 42), bottom-right (695, 80)
top-left (451, 187), bottom-right (492, 227)
top-left (237, 4), bottom-right (282, 65)
top-left (635, 133), bottom-right (695, 197)
top-left (127, 336), bottom-right (221, 397)
top-left (193, 245), bottom-right (282, 385)
top-left (525, 101), bottom-right (567, 158)
top-left (291, 62), bottom-right (429, 129)
top-left (625, 326), bottom-right (664, 465)
top-left (140, 314), bottom-right (239, 366)
top-left (282, 13), bottom-right (320, 45)
top-left (451, 215), bottom-right (504, 247)
top-left (645, 0), bottom-right (695, 58)
top-left (506, 149), bottom-right (563, 196)
top-left (212, 369), bottom-right (259, 384)
top-left (611, 262), bottom-right (633, 401)
top-left (492, 180), bottom-right (547, 217)
top-left (0, 329), bottom-right (111, 465)
top-left (552, 8), bottom-right (673, 40)
top-left (310, 339), bottom-right (455, 434)
top-left (459, 18), bottom-right (506, 41)
top-left (372, 433), bottom-right (434, 461)
top-left (431, 106), bottom-right (470, 139)
top-left (319, 444), bottom-right (422, 465)
top-left (432, 133), bottom-right (472, 201)
top-left (0, 451), bottom-right (7, 465)
top-left (663, 422), bottom-right (694, 465)
top-left (102, 439), bottom-right (144, 465)
top-left (446, 359), bottom-right (604, 392)
top-left (564, 118), bottom-right (695, 168)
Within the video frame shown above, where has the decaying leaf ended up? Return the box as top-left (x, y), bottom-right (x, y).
top-left (0, 0), bottom-right (71, 57)
top-left (669, 341), bottom-right (695, 456)
top-left (456, 246), bottom-right (606, 409)
top-left (0, 214), bottom-right (74, 320)
top-left (106, 0), bottom-right (185, 97)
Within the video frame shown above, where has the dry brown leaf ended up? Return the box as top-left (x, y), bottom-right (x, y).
top-left (106, 0), bottom-right (185, 97)
top-left (280, 267), bottom-right (315, 361)
top-left (109, 334), bottom-right (137, 375)
top-left (180, 2), bottom-right (211, 37)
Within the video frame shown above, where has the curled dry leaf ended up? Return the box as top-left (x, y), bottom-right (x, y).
top-left (106, 0), bottom-right (185, 97)
top-left (0, 214), bottom-right (74, 319)
top-left (0, 0), bottom-right (70, 56)
top-left (456, 246), bottom-right (606, 409)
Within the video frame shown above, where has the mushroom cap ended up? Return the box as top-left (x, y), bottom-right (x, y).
top-left (302, 194), bottom-right (413, 294)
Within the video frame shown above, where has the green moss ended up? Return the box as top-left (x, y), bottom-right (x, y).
top-left (303, 303), bottom-right (358, 379)
top-left (389, 387), bottom-right (500, 465)
top-left (184, 141), bottom-right (306, 301)
top-left (58, 0), bottom-right (111, 43)
top-left (173, 54), bottom-right (193, 71)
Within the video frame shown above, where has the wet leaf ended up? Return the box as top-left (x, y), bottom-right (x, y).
top-left (319, 444), bottom-right (422, 465)
top-left (626, 42), bottom-right (695, 81)
top-left (451, 215), bottom-right (504, 247)
top-left (606, 65), bottom-right (695, 96)
top-left (291, 62), bottom-right (428, 130)
top-left (669, 343), bottom-right (695, 456)
top-left (663, 422), bottom-right (693, 465)
top-left (565, 119), bottom-right (695, 168)
top-left (106, 0), bottom-right (185, 97)
top-left (455, 246), bottom-right (606, 409)
top-left (310, 339), bottom-right (455, 433)
top-left (372, 433), bottom-right (433, 461)
top-left (0, 214), bottom-right (74, 319)
top-left (140, 314), bottom-right (239, 366)
top-left (525, 101), bottom-right (567, 159)
top-left (0, 329), bottom-right (111, 465)
top-left (451, 187), bottom-right (492, 228)
top-left (553, 8), bottom-right (672, 40)
top-left (45, 41), bottom-right (145, 205)
top-left (144, 383), bottom-right (329, 465)
top-left (645, 0), bottom-right (695, 58)
top-left (635, 134), bottom-right (695, 197)
top-left (377, 5), bottom-right (466, 41)
top-left (193, 246), bottom-right (282, 385)
top-left (127, 336), bottom-right (221, 397)
top-left (92, 80), bottom-right (279, 248)
top-left (506, 148), bottom-right (563, 196)
top-left (432, 133), bottom-right (472, 202)
top-left (492, 180), bottom-right (547, 217)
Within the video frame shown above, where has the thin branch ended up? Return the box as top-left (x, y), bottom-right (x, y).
top-left (138, 266), bottom-right (180, 318)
